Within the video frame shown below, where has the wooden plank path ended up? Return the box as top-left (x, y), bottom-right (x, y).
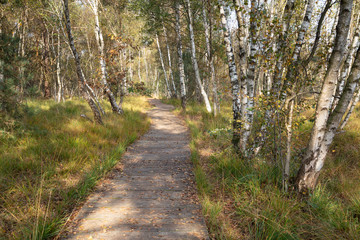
top-left (63, 99), bottom-right (209, 240)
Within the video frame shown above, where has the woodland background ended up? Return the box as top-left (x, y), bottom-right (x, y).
top-left (1, 0), bottom-right (360, 239)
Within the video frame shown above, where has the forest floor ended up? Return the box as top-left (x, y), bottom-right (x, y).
top-left (62, 99), bottom-right (209, 240)
top-left (0, 96), bottom-right (151, 239)
top-left (164, 99), bottom-right (360, 240)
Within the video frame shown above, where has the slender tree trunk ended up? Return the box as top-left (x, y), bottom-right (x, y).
top-left (340, 85), bottom-right (360, 129)
top-left (63, 0), bottom-right (103, 124)
top-left (185, 0), bottom-right (212, 113)
top-left (333, 20), bottom-right (360, 108)
top-left (233, 0), bottom-right (248, 150)
top-left (202, 0), bottom-right (218, 115)
top-left (296, 0), bottom-right (353, 191)
top-left (163, 23), bottom-right (177, 98)
top-left (91, 0), bottom-right (123, 114)
top-left (138, 49), bottom-right (142, 82)
top-left (305, 44), bottom-right (360, 191)
top-left (143, 47), bottom-right (149, 83)
top-left (42, 29), bottom-right (51, 98)
top-left (175, 1), bottom-right (187, 110)
top-left (85, 33), bottom-right (98, 98)
top-left (284, 99), bottom-right (294, 192)
top-left (124, 49), bottom-right (128, 94)
top-left (118, 49), bottom-right (127, 110)
top-left (56, 29), bottom-right (64, 102)
top-left (241, 0), bottom-right (258, 153)
top-left (305, 0), bottom-right (333, 66)
top-left (219, 0), bottom-right (241, 151)
top-left (155, 68), bottom-right (159, 98)
top-left (156, 33), bottom-right (172, 98)
top-left (129, 49), bottom-right (133, 83)
top-left (18, 7), bottom-right (28, 96)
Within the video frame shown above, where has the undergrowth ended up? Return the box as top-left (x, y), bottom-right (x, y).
top-left (164, 98), bottom-right (360, 240)
top-left (0, 96), bottom-right (151, 239)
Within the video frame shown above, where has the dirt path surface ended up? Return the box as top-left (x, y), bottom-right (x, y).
top-left (63, 99), bottom-right (209, 240)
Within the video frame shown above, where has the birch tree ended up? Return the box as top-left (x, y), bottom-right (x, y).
top-left (156, 33), bottom-right (172, 98)
top-left (162, 23), bottom-right (177, 98)
top-left (296, 0), bottom-right (354, 191)
top-left (219, 0), bottom-right (241, 150)
top-left (63, 0), bottom-right (103, 124)
top-left (202, 0), bottom-right (219, 116)
top-left (87, 0), bottom-right (123, 114)
top-left (184, 0), bottom-right (212, 113)
top-left (175, 0), bottom-right (187, 110)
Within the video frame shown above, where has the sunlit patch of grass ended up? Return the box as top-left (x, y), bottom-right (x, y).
top-left (0, 96), bottom-right (150, 239)
top-left (164, 98), bottom-right (360, 239)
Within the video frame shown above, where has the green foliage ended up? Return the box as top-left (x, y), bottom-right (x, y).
top-left (128, 81), bottom-right (152, 96)
top-left (0, 32), bottom-right (22, 118)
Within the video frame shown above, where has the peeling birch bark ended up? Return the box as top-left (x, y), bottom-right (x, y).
top-left (241, 0), bottom-right (258, 153)
top-left (219, 0), bottom-right (242, 150)
top-left (333, 19), bottom-right (360, 109)
top-left (296, 0), bottom-right (353, 191)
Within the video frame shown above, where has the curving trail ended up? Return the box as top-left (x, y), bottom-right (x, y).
top-left (63, 99), bottom-right (209, 240)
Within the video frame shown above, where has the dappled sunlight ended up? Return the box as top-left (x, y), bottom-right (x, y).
top-left (63, 99), bottom-right (208, 239)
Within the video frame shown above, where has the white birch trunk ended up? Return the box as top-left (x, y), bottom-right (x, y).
top-left (297, 0), bottom-right (354, 191)
top-left (219, 0), bottom-right (242, 149)
top-left (333, 21), bottom-right (360, 108)
top-left (311, 44), bottom-right (360, 191)
top-left (163, 23), bottom-right (177, 98)
top-left (143, 47), bottom-right (149, 83)
top-left (155, 68), bottom-right (160, 98)
top-left (284, 99), bottom-right (294, 192)
top-left (156, 33), bottom-right (172, 98)
top-left (175, 1), bottom-right (187, 109)
top-left (202, 0), bottom-right (219, 115)
top-left (185, 0), bottom-right (212, 113)
top-left (241, 0), bottom-right (258, 153)
top-left (340, 85), bottom-right (360, 129)
top-left (129, 49), bottom-right (133, 83)
top-left (123, 49), bottom-right (128, 94)
top-left (90, 0), bottom-right (123, 114)
top-left (63, 0), bottom-right (103, 124)
top-left (138, 49), bottom-right (142, 82)
top-left (56, 29), bottom-right (64, 103)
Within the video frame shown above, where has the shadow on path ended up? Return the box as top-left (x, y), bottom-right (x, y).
top-left (62, 99), bottom-right (209, 240)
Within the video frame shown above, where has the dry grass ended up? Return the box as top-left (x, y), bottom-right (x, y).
top-left (164, 98), bottom-right (360, 240)
top-left (0, 96), bottom-right (151, 239)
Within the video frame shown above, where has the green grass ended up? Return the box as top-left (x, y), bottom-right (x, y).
top-left (0, 96), bottom-right (151, 239)
top-left (164, 99), bottom-right (360, 240)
